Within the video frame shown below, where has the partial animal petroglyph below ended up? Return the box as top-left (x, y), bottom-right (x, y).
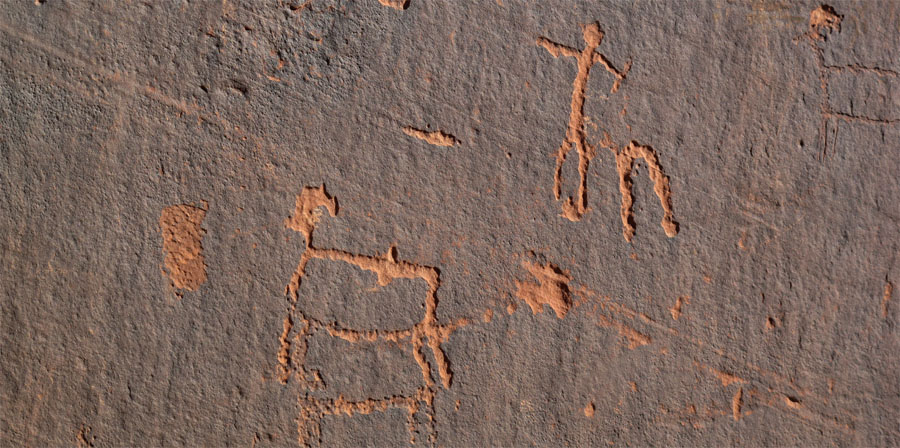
top-left (801, 4), bottom-right (900, 159)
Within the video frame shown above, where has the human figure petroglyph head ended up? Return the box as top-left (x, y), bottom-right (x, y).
top-left (583, 21), bottom-right (604, 47)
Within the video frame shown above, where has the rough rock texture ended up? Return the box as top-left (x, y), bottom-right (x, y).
top-left (160, 202), bottom-right (209, 292)
top-left (1, 1), bottom-right (898, 446)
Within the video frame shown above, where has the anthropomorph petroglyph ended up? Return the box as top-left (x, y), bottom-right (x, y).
top-left (277, 185), bottom-right (467, 447)
top-left (537, 22), bottom-right (630, 222)
top-left (537, 22), bottom-right (678, 242)
top-left (802, 4), bottom-right (900, 159)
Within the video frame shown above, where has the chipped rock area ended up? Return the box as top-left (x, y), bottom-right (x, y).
top-left (1, 1), bottom-right (898, 447)
top-left (160, 203), bottom-right (209, 292)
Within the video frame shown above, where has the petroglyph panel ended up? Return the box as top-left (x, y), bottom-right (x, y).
top-left (2, 1), bottom-right (899, 447)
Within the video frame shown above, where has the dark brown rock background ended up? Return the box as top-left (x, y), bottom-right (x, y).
top-left (1, 0), bottom-right (898, 446)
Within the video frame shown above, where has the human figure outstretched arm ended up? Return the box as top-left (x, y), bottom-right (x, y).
top-left (536, 37), bottom-right (578, 58)
top-left (594, 53), bottom-right (631, 92)
top-left (593, 52), bottom-right (626, 77)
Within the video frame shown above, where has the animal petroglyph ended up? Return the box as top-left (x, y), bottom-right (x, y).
top-left (538, 22), bottom-right (679, 242)
top-left (802, 5), bottom-right (900, 159)
top-left (278, 185), bottom-right (467, 446)
top-left (159, 202), bottom-right (208, 291)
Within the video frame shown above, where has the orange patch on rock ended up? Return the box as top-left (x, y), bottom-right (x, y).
top-left (506, 302), bottom-right (517, 314)
top-left (378, 0), bottom-right (409, 10)
top-left (515, 261), bottom-right (573, 318)
top-left (402, 126), bottom-right (459, 147)
top-left (883, 280), bottom-right (893, 318)
top-left (669, 295), bottom-right (690, 320)
top-left (784, 395), bottom-right (802, 409)
top-left (584, 401), bottom-right (595, 417)
top-left (160, 202), bottom-right (208, 291)
top-left (732, 387), bottom-right (743, 421)
top-left (713, 369), bottom-right (746, 388)
top-left (809, 4), bottom-right (841, 39)
top-left (284, 185), bottom-right (337, 242)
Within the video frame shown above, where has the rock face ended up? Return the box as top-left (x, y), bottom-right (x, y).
top-left (1, 1), bottom-right (898, 446)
